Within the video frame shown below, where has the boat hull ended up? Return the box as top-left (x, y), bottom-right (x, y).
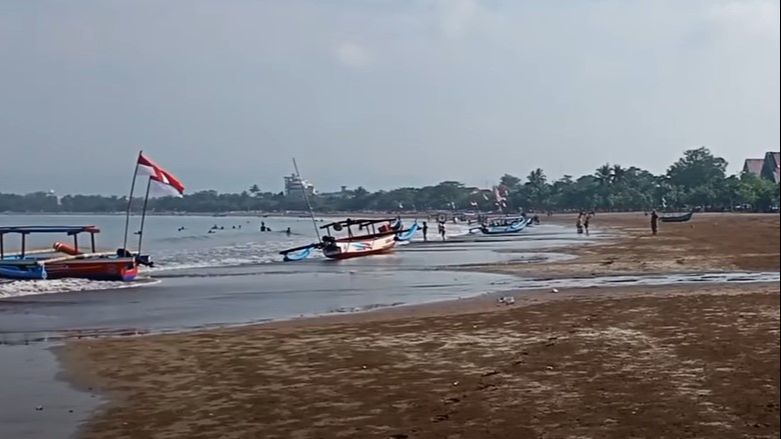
top-left (479, 219), bottom-right (529, 235)
top-left (45, 258), bottom-right (139, 281)
top-left (0, 257), bottom-right (139, 282)
top-left (660, 212), bottom-right (694, 223)
top-left (0, 264), bottom-right (46, 280)
top-left (322, 234), bottom-right (397, 259)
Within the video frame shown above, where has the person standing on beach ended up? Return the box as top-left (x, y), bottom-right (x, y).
top-left (576, 212), bottom-right (584, 234)
top-left (421, 221), bottom-right (429, 241)
top-left (584, 213), bottom-right (591, 236)
top-left (651, 210), bottom-right (659, 235)
top-left (438, 222), bottom-right (446, 241)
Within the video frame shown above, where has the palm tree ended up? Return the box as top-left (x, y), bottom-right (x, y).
top-left (611, 164), bottom-right (626, 184)
top-left (595, 164), bottom-right (613, 186)
top-left (525, 168), bottom-right (549, 210)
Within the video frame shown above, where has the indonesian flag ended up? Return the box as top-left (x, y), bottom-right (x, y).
top-left (493, 186), bottom-right (507, 202)
top-left (137, 152), bottom-right (185, 197)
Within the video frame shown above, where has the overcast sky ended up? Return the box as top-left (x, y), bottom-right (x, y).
top-left (1, 0), bottom-right (779, 195)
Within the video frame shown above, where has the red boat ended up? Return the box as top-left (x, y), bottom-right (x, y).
top-left (0, 226), bottom-right (148, 281)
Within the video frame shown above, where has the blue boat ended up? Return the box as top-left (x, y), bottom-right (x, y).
top-left (472, 216), bottom-right (531, 235)
top-left (0, 259), bottom-right (47, 280)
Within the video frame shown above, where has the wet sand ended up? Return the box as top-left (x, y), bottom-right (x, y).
top-left (61, 213), bottom-right (780, 438)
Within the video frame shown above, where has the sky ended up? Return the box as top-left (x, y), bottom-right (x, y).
top-left (0, 0), bottom-right (779, 195)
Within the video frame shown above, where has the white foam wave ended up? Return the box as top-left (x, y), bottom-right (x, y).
top-left (149, 240), bottom-right (312, 272)
top-left (0, 278), bottom-right (160, 298)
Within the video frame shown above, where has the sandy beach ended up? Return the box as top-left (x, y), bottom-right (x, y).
top-left (61, 213), bottom-right (780, 438)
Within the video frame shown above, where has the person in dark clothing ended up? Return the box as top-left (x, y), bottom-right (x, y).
top-left (421, 221), bottom-right (429, 241)
top-left (286, 227), bottom-right (291, 236)
top-left (260, 221), bottom-right (267, 232)
top-left (584, 213), bottom-right (591, 236)
top-left (576, 212), bottom-right (584, 234)
top-left (651, 210), bottom-right (659, 235)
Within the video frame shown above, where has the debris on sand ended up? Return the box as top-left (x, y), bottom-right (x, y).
top-left (497, 296), bottom-right (516, 305)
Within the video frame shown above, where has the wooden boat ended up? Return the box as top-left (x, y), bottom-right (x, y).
top-left (0, 226), bottom-right (150, 281)
top-left (281, 218), bottom-right (415, 261)
top-left (660, 211), bottom-right (694, 223)
top-left (471, 216), bottom-right (531, 235)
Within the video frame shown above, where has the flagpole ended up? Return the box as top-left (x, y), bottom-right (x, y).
top-left (137, 177), bottom-right (152, 255)
top-left (122, 150), bottom-right (142, 251)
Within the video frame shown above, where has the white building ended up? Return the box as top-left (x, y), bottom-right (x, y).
top-left (284, 174), bottom-right (316, 198)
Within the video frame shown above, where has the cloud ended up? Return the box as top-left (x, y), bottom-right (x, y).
top-left (706, 0), bottom-right (780, 38)
top-left (437, 0), bottom-right (480, 38)
top-left (334, 41), bottom-right (373, 68)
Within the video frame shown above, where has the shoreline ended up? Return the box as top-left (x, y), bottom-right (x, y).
top-left (58, 212), bottom-right (780, 438)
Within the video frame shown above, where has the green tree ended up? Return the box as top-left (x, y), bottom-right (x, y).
top-left (667, 147), bottom-right (727, 190)
top-left (524, 168), bottom-right (549, 211)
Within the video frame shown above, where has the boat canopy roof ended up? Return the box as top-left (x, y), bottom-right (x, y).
top-left (0, 225), bottom-right (100, 235)
top-left (484, 215), bottom-right (525, 220)
top-left (320, 218), bottom-right (396, 229)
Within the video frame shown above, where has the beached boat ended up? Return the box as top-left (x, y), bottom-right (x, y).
top-left (660, 211), bottom-right (694, 223)
top-left (471, 216), bottom-right (531, 235)
top-left (0, 226), bottom-right (150, 281)
top-left (281, 218), bottom-right (415, 261)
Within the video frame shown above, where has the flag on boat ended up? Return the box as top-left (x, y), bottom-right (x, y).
top-left (493, 186), bottom-right (507, 203)
top-left (137, 152), bottom-right (185, 197)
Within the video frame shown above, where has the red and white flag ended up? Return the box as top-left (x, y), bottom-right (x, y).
top-left (137, 152), bottom-right (185, 197)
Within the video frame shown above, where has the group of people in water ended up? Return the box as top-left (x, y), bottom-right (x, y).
top-left (576, 211), bottom-right (594, 235)
top-left (207, 224), bottom-right (238, 234)
top-left (260, 222), bottom-right (292, 236)
top-left (187, 210), bottom-right (662, 239)
top-left (172, 221), bottom-right (296, 235)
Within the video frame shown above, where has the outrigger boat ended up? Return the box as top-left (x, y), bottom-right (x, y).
top-left (280, 218), bottom-right (418, 261)
top-left (0, 226), bottom-right (152, 281)
top-left (470, 216), bottom-right (532, 235)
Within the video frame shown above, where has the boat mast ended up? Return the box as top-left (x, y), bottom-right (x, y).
top-left (292, 158), bottom-right (321, 242)
top-left (122, 150), bottom-right (142, 252)
top-left (137, 177), bottom-right (152, 255)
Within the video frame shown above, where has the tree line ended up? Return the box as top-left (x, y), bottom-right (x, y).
top-left (1, 148), bottom-right (778, 214)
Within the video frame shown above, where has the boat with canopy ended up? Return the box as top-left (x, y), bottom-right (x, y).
top-left (0, 226), bottom-right (151, 281)
top-left (0, 151), bottom-right (182, 282)
top-left (281, 217), bottom-right (418, 261)
top-left (279, 158), bottom-right (418, 261)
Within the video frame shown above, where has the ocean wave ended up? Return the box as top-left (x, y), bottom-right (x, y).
top-left (149, 240), bottom-right (317, 272)
top-left (0, 278), bottom-right (160, 298)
